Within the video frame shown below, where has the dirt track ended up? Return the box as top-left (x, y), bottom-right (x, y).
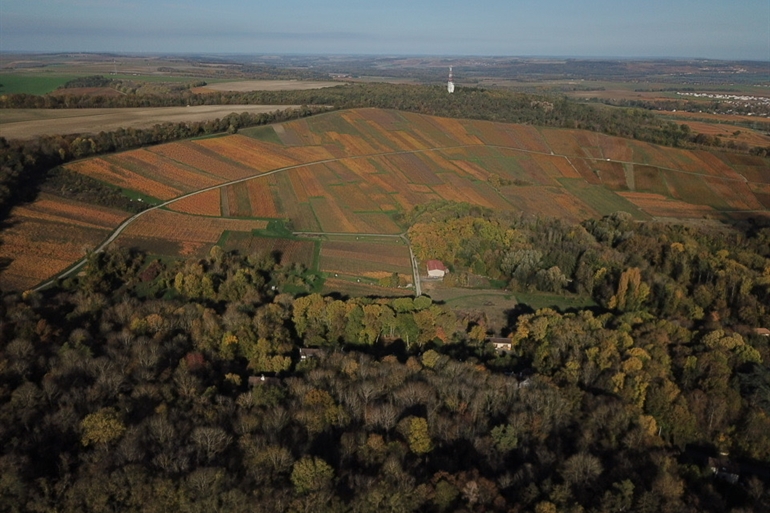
top-left (0, 105), bottom-right (299, 139)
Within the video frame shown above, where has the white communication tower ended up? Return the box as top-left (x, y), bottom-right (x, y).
top-left (447, 66), bottom-right (455, 93)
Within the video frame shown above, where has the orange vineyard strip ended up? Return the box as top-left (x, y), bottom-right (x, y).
top-left (310, 197), bottom-right (358, 233)
top-left (293, 166), bottom-right (328, 198)
top-left (150, 142), bottom-right (254, 181)
top-left (195, 137), bottom-right (294, 173)
top-left (246, 180), bottom-right (279, 218)
top-left (618, 192), bottom-right (715, 218)
top-left (118, 151), bottom-right (221, 191)
top-left (68, 158), bottom-right (181, 200)
top-left (0, 220), bottom-right (112, 290)
top-left (168, 189), bottom-right (222, 216)
top-left (15, 193), bottom-right (129, 230)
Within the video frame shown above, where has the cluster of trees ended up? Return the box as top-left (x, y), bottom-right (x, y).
top-left (41, 167), bottom-right (150, 213)
top-left (1, 208), bottom-right (769, 512)
top-left (59, 75), bottom-right (115, 89)
top-left (0, 105), bottom-right (324, 220)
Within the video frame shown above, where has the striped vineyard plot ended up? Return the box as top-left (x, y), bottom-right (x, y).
top-left (67, 158), bottom-right (181, 200)
top-left (167, 188), bottom-right (222, 217)
top-left (110, 150), bottom-right (222, 192)
top-left (617, 192), bottom-right (717, 218)
top-left (149, 141), bottom-right (256, 181)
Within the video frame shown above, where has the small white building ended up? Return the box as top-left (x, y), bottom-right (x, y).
top-left (426, 260), bottom-right (449, 278)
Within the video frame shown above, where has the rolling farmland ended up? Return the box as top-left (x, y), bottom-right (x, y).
top-left (1, 108), bottom-right (768, 291)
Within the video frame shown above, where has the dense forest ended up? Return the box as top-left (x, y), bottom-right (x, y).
top-left (2, 206), bottom-right (769, 512)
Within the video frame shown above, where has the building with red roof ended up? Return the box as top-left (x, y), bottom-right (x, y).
top-left (426, 260), bottom-right (448, 278)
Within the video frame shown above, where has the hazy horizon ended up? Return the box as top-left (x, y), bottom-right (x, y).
top-left (1, 0), bottom-right (768, 62)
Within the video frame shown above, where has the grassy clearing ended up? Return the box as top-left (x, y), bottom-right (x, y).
top-left (558, 178), bottom-right (651, 219)
top-left (426, 286), bottom-right (595, 333)
top-left (322, 277), bottom-right (413, 298)
top-left (441, 292), bottom-right (516, 309)
top-left (513, 291), bottom-right (597, 311)
top-left (239, 125), bottom-right (285, 145)
top-left (120, 189), bottom-right (163, 206)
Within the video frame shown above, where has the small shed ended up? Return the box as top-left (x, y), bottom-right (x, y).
top-left (708, 456), bottom-right (740, 484)
top-left (753, 327), bottom-right (770, 337)
top-left (299, 347), bottom-right (324, 360)
top-left (427, 260), bottom-right (449, 278)
top-left (488, 337), bottom-right (513, 353)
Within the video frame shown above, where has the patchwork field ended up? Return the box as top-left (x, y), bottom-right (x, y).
top-left (1, 107), bottom-right (768, 291)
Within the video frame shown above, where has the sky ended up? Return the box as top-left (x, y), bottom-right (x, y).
top-left (1, 0), bottom-right (768, 60)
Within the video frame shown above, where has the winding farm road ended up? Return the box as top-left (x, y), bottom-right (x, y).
top-left (32, 136), bottom-right (758, 292)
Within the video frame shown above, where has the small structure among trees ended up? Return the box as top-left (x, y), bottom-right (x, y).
top-left (426, 260), bottom-right (449, 278)
top-left (487, 337), bottom-right (513, 354)
top-left (299, 347), bottom-right (324, 360)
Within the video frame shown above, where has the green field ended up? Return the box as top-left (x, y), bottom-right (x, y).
top-left (0, 74), bottom-right (80, 95)
top-left (0, 72), bottom-right (230, 96)
top-left (512, 291), bottom-right (597, 311)
top-left (558, 178), bottom-right (651, 219)
top-left (239, 125), bottom-right (285, 145)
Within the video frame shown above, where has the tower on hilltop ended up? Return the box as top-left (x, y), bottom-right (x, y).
top-left (447, 67), bottom-right (455, 93)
